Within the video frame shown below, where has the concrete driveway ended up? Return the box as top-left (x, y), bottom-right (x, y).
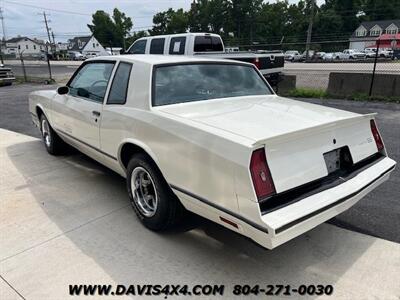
top-left (1, 129), bottom-right (399, 299)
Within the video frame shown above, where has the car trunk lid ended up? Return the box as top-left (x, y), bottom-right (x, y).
top-left (158, 95), bottom-right (380, 193)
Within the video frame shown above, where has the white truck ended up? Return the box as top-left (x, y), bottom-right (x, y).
top-left (337, 49), bottom-right (366, 60)
top-left (126, 33), bottom-right (284, 86)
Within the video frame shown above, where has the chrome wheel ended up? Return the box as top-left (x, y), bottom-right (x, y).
top-left (41, 118), bottom-right (51, 147)
top-left (130, 167), bottom-right (158, 217)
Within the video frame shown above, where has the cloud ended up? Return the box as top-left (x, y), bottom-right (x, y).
top-left (1, 0), bottom-right (192, 41)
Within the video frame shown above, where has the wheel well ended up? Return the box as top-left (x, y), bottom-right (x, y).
top-left (36, 106), bottom-right (44, 119)
top-left (120, 143), bottom-right (153, 169)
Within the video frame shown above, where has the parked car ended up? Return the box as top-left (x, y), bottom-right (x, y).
top-left (322, 52), bottom-right (341, 61)
top-left (68, 51), bottom-right (86, 61)
top-left (284, 50), bottom-right (300, 61)
top-left (364, 47), bottom-right (392, 58)
top-left (393, 49), bottom-right (400, 60)
top-left (225, 47), bottom-right (239, 52)
top-left (126, 32), bottom-right (284, 86)
top-left (379, 48), bottom-right (393, 58)
top-left (84, 53), bottom-right (98, 59)
top-left (28, 55), bottom-right (396, 249)
top-left (298, 50), bottom-right (316, 62)
top-left (315, 52), bottom-right (326, 60)
top-left (361, 49), bottom-right (377, 58)
top-left (338, 49), bottom-right (366, 60)
top-left (0, 64), bottom-right (15, 86)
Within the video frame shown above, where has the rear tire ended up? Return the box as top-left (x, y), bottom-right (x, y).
top-left (39, 114), bottom-right (65, 155)
top-left (126, 153), bottom-right (184, 231)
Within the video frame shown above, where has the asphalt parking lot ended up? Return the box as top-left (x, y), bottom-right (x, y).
top-left (0, 83), bottom-right (399, 299)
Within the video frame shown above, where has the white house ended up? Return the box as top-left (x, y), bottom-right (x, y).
top-left (56, 42), bottom-right (69, 51)
top-left (67, 36), bottom-right (108, 56)
top-left (349, 20), bottom-right (400, 50)
top-left (2, 36), bottom-right (46, 58)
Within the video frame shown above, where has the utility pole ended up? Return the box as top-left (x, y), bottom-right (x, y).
top-left (43, 12), bottom-right (52, 45)
top-left (51, 31), bottom-right (57, 59)
top-left (0, 7), bottom-right (6, 64)
top-left (305, 0), bottom-right (315, 62)
top-left (41, 11), bottom-right (53, 81)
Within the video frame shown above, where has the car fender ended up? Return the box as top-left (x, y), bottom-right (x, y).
top-left (33, 102), bottom-right (50, 125)
top-left (117, 138), bottom-right (161, 172)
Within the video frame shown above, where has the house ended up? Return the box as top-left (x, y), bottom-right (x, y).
top-left (2, 36), bottom-right (46, 58)
top-left (67, 36), bottom-right (108, 56)
top-left (56, 42), bottom-right (69, 51)
top-left (349, 20), bottom-right (400, 50)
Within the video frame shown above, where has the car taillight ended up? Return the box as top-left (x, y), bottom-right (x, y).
top-left (253, 57), bottom-right (260, 69)
top-left (370, 119), bottom-right (384, 151)
top-left (250, 148), bottom-right (275, 200)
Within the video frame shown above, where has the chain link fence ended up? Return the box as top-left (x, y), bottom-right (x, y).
top-left (236, 36), bottom-right (400, 99)
top-left (2, 36), bottom-right (399, 99)
top-left (1, 52), bottom-right (79, 85)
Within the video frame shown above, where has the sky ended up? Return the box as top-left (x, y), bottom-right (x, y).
top-left (0, 0), bottom-right (321, 42)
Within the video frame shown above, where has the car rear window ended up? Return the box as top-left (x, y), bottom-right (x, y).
top-left (194, 36), bottom-right (223, 52)
top-left (153, 63), bottom-right (272, 106)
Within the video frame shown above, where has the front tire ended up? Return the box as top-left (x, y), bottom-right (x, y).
top-left (39, 114), bottom-right (65, 155)
top-left (127, 154), bottom-right (184, 231)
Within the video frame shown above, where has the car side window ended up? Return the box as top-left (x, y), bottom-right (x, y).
top-left (129, 40), bottom-right (147, 54)
top-left (107, 62), bottom-right (132, 105)
top-left (68, 62), bottom-right (114, 103)
top-left (150, 38), bottom-right (165, 54)
top-left (169, 37), bottom-right (186, 55)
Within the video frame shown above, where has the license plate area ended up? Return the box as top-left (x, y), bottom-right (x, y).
top-left (323, 146), bottom-right (353, 174)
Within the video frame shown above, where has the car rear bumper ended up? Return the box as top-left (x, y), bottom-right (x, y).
top-left (250, 156), bottom-right (396, 249)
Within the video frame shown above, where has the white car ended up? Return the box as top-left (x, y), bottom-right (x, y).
top-left (28, 55), bottom-right (396, 249)
top-left (339, 49), bottom-right (366, 60)
top-left (360, 49), bottom-right (377, 58)
top-left (284, 50), bottom-right (300, 61)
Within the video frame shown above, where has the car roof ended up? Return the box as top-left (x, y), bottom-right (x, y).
top-left (138, 32), bottom-right (221, 40)
top-left (88, 54), bottom-right (252, 66)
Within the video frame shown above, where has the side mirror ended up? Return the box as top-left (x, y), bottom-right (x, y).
top-left (57, 86), bottom-right (69, 95)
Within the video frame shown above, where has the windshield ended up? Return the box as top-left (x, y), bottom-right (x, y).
top-left (153, 63), bottom-right (272, 106)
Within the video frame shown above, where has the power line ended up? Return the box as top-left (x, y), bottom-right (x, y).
top-left (5, 0), bottom-right (91, 16)
top-left (3, 0), bottom-right (155, 18)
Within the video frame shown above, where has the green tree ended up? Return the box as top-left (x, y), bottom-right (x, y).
top-left (360, 0), bottom-right (400, 20)
top-left (188, 0), bottom-right (231, 35)
top-left (88, 8), bottom-right (133, 48)
top-left (150, 8), bottom-right (189, 35)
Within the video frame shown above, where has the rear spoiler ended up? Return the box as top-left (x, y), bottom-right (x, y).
top-left (252, 113), bottom-right (377, 147)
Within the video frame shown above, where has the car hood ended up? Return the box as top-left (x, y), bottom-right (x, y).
top-left (157, 95), bottom-right (359, 142)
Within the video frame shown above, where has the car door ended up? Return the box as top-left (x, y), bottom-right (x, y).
top-left (64, 61), bottom-right (115, 149)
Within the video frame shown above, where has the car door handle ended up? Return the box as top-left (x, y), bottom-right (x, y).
top-left (92, 110), bottom-right (101, 117)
